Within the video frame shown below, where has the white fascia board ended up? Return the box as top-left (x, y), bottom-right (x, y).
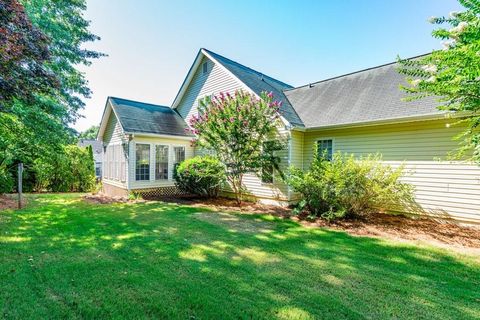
top-left (291, 113), bottom-right (456, 132)
top-left (125, 132), bottom-right (194, 141)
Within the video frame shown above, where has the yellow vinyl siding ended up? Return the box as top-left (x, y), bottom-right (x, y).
top-left (300, 118), bottom-right (480, 224)
top-left (176, 56), bottom-right (245, 126)
top-left (128, 136), bottom-right (194, 190)
top-left (288, 130), bottom-right (305, 200)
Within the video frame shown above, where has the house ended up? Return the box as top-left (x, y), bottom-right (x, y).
top-left (78, 138), bottom-right (103, 178)
top-left (97, 48), bottom-right (480, 224)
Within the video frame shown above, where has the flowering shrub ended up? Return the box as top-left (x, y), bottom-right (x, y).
top-left (188, 90), bottom-right (285, 204)
top-left (287, 152), bottom-right (415, 221)
top-left (174, 156), bottom-right (226, 198)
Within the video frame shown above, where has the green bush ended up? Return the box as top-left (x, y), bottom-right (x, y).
top-left (174, 156), bottom-right (226, 198)
top-left (0, 165), bottom-right (14, 194)
top-left (34, 145), bottom-right (96, 192)
top-left (287, 152), bottom-right (415, 221)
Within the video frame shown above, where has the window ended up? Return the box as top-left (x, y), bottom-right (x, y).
top-left (261, 141), bottom-right (275, 184)
top-left (202, 61), bottom-right (208, 74)
top-left (155, 145), bottom-right (169, 180)
top-left (173, 146), bottom-right (185, 173)
top-left (135, 144), bottom-right (150, 181)
top-left (317, 139), bottom-right (333, 161)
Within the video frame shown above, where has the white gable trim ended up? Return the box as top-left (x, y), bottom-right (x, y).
top-left (97, 98), bottom-right (126, 141)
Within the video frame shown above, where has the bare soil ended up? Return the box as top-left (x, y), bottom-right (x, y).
top-left (0, 194), bottom-right (26, 211)
top-left (86, 194), bottom-right (480, 255)
top-left (83, 193), bottom-right (129, 204)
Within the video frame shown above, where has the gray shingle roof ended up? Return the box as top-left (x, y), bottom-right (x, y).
top-left (284, 61), bottom-right (443, 128)
top-left (204, 49), bottom-right (305, 127)
top-left (109, 97), bottom-right (193, 137)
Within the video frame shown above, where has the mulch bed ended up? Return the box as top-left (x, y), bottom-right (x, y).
top-left (84, 194), bottom-right (130, 204)
top-left (0, 194), bottom-right (26, 211)
top-left (86, 193), bottom-right (480, 254)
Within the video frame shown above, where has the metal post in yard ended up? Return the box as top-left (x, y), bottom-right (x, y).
top-left (18, 163), bottom-right (23, 209)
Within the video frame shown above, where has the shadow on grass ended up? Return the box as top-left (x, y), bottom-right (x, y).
top-left (0, 193), bottom-right (479, 319)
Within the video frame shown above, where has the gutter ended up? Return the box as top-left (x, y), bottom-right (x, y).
top-left (290, 112), bottom-right (463, 132)
top-left (124, 132), bottom-right (194, 141)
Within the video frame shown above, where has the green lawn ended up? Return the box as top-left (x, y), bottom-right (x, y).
top-left (0, 194), bottom-right (479, 319)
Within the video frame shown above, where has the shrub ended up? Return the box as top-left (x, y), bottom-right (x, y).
top-left (34, 145), bottom-right (96, 192)
top-left (0, 165), bottom-right (14, 194)
top-left (174, 156), bottom-right (226, 198)
top-left (287, 152), bottom-right (415, 221)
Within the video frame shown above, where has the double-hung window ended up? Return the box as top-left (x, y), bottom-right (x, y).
top-left (155, 145), bottom-right (169, 180)
top-left (317, 139), bottom-right (333, 161)
top-left (135, 144), bottom-right (150, 181)
top-left (173, 146), bottom-right (185, 174)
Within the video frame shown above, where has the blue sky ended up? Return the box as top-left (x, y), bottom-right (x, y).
top-left (76, 0), bottom-right (461, 131)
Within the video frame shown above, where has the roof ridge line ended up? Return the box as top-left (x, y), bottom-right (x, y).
top-left (109, 96), bottom-right (170, 109)
top-left (202, 48), bottom-right (293, 88)
top-left (284, 52), bottom-right (431, 92)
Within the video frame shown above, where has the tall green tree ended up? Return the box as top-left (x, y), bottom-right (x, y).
top-left (0, 0), bottom-right (103, 192)
top-left (0, 0), bottom-right (57, 108)
top-left (79, 125), bottom-right (99, 140)
top-left (190, 90), bottom-right (285, 205)
top-left (398, 0), bottom-right (480, 162)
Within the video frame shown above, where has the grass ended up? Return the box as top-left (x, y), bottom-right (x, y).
top-left (0, 194), bottom-right (479, 319)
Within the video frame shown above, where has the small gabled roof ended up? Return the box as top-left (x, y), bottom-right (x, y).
top-left (172, 48), bottom-right (305, 127)
top-left (284, 58), bottom-right (443, 129)
top-left (99, 97), bottom-right (192, 138)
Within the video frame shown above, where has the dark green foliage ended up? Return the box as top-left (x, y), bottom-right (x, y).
top-left (174, 156), bottom-right (226, 198)
top-left (287, 151), bottom-right (415, 221)
top-left (0, 165), bottom-right (13, 194)
top-left (0, 0), bottom-right (57, 106)
top-left (398, 0), bottom-right (480, 162)
top-left (33, 145), bottom-right (95, 192)
top-left (0, 0), bottom-right (103, 193)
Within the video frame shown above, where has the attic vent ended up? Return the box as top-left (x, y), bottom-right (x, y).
top-left (202, 62), bottom-right (208, 74)
top-left (309, 83), bottom-right (314, 88)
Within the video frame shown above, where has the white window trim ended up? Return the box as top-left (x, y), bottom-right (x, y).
top-left (172, 144), bottom-right (186, 180)
top-left (154, 144), bottom-right (169, 181)
top-left (134, 143), bottom-right (151, 182)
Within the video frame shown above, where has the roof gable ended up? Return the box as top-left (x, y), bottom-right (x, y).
top-left (172, 48), bottom-right (305, 127)
top-left (284, 61), bottom-right (443, 129)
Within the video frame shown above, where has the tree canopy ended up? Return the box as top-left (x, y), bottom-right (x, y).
top-left (79, 125), bottom-right (99, 140)
top-left (189, 90), bottom-right (285, 204)
top-left (0, 0), bottom-right (102, 192)
top-left (398, 0), bottom-right (480, 162)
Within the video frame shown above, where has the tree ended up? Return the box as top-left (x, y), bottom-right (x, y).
top-left (189, 90), bottom-right (285, 205)
top-left (79, 125), bottom-right (99, 140)
top-left (0, 0), bottom-right (57, 109)
top-left (398, 0), bottom-right (480, 162)
top-left (0, 0), bottom-right (103, 193)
